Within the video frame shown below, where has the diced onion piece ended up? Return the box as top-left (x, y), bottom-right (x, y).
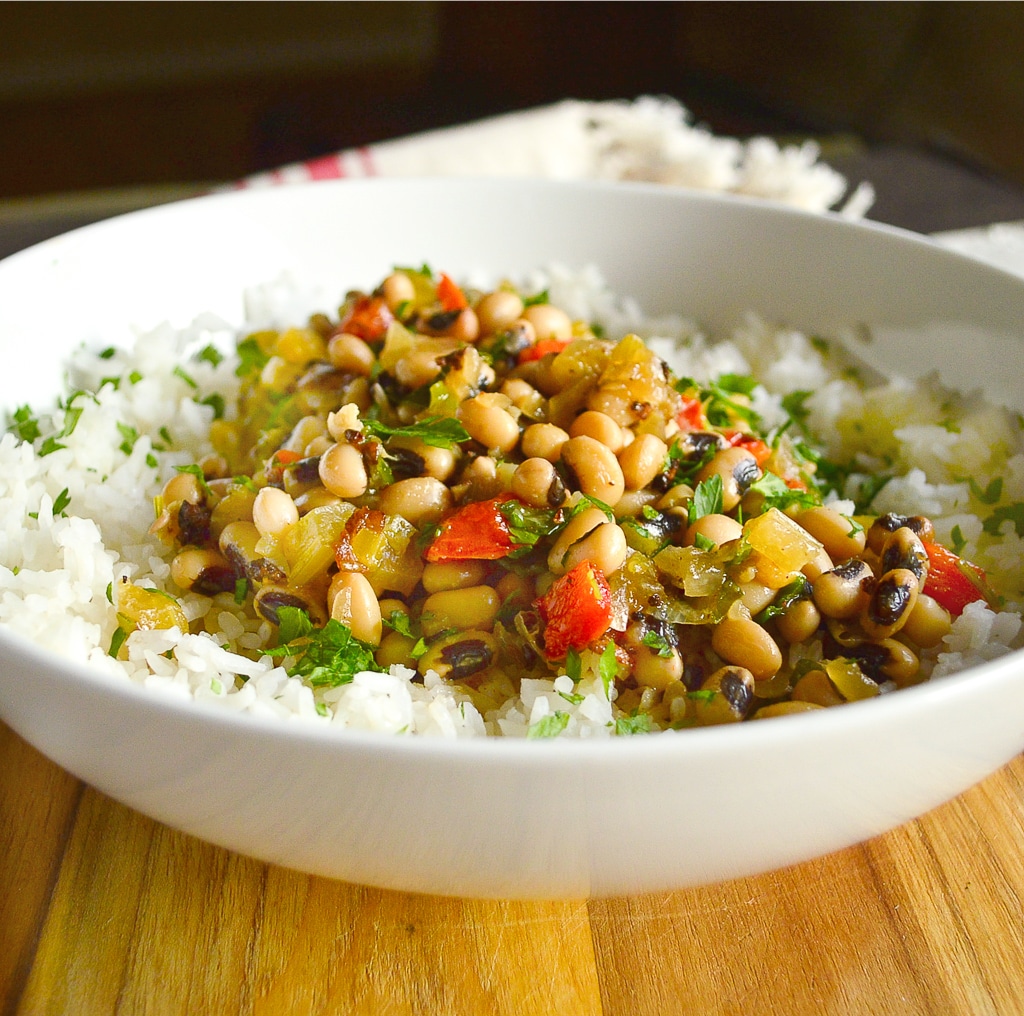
top-left (744, 507), bottom-right (823, 574)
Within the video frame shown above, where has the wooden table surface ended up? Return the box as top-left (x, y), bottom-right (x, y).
top-left (3, 718), bottom-right (1024, 1016)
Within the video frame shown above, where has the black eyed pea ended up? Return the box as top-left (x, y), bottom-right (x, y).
top-left (380, 271), bottom-right (416, 311)
top-left (656, 484), bottom-right (695, 511)
top-left (254, 584), bottom-right (326, 627)
top-left (569, 410), bottom-right (625, 453)
top-left (546, 506), bottom-right (608, 574)
top-left (252, 486), bottom-right (299, 537)
top-left (377, 597), bottom-right (409, 625)
top-left (559, 520), bottom-right (628, 578)
top-left (801, 546), bottom-right (835, 583)
top-left (500, 378), bottom-right (546, 418)
top-left (422, 560), bottom-right (488, 594)
top-left (633, 644), bottom-right (685, 691)
top-left (684, 512), bottom-right (743, 549)
top-left (476, 290), bottom-right (525, 335)
top-left (711, 609), bottom-right (783, 682)
top-left (328, 571), bottom-right (382, 646)
top-left (694, 665), bottom-right (756, 725)
top-left (697, 447), bottom-right (761, 512)
top-left (511, 457), bottom-right (568, 509)
top-left (521, 422), bottom-right (570, 462)
top-left (880, 527), bottom-right (930, 585)
top-left (293, 487), bottom-right (344, 515)
top-left (444, 307), bottom-right (480, 344)
top-left (614, 488), bottom-right (660, 519)
top-left (811, 558), bottom-right (875, 619)
top-left (394, 338), bottom-right (461, 389)
top-left (458, 393), bottom-right (521, 455)
top-left (867, 512), bottom-right (935, 554)
top-left (775, 597), bottom-right (822, 645)
top-left (390, 437), bottom-right (458, 483)
top-left (284, 416), bottom-right (332, 455)
top-left (327, 332), bottom-right (376, 376)
top-left (378, 477), bottom-right (454, 527)
top-left (375, 629), bottom-right (419, 669)
top-left (162, 470), bottom-right (205, 506)
top-left (874, 638), bottom-right (922, 687)
top-left (739, 581), bottom-right (777, 615)
top-left (752, 701), bottom-right (824, 719)
top-left (456, 455), bottom-right (501, 502)
top-left (560, 435), bottom-right (625, 507)
top-left (318, 442), bottom-right (368, 499)
top-left (169, 547), bottom-right (236, 595)
top-left (899, 592), bottom-right (952, 649)
top-left (304, 435), bottom-right (333, 458)
top-left (420, 585), bottom-right (501, 637)
top-left (618, 433), bottom-right (668, 491)
top-left (522, 303), bottom-right (573, 342)
top-left (860, 567), bottom-right (919, 640)
top-left (797, 506), bottom-right (867, 561)
top-left (791, 668), bottom-right (845, 708)
top-left (219, 520), bottom-right (287, 586)
top-left (417, 629), bottom-right (497, 681)
top-left (494, 571), bottom-right (535, 610)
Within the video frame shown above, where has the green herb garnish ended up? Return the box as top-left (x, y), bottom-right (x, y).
top-left (362, 415), bottom-right (470, 449)
top-left (268, 607), bottom-right (380, 688)
top-left (688, 475), bottom-right (724, 524)
top-left (527, 711), bottom-right (570, 739)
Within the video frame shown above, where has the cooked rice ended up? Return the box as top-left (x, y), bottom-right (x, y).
top-left (1, 267), bottom-right (1021, 736)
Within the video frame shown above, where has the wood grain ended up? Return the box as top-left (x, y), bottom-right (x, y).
top-left (3, 719), bottom-right (1024, 1016)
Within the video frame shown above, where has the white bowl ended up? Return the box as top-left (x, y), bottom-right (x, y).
top-left (1, 178), bottom-right (1024, 899)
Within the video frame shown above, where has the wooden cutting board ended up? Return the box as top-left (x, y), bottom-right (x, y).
top-left (3, 718), bottom-right (1024, 1015)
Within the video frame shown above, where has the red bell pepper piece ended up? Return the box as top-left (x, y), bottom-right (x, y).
top-left (436, 273), bottom-right (468, 312)
top-left (675, 395), bottom-right (707, 432)
top-left (723, 431), bottom-right (772, 467)
top-left (922, 541), bottom-right (989, 617)
top-left (517, 337), bottom-right (572, 364)
top-left (425, 497), bottom-right (517, 562)
top-left (535, 560), bottom-right (613, 659)
top-left (338, 295), bottom-right (393, 342)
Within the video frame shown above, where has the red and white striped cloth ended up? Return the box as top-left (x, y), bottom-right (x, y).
top-left (232, 97), bottom-right (874, 218)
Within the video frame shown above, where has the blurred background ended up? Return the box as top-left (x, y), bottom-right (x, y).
top-left (3, 1), bottom-right (1024, 245)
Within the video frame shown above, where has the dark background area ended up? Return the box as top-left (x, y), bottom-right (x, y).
top-left (3, 2), bottom-right (1024, 236)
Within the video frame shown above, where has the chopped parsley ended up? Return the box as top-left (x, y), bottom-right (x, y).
top-left (361, 415), bottom-right (470, 449)
top-left (235, 335), bottom-right (271, 377)
top-left (688, 475), bottom-right (724, 524)
top-left (754, 575), bottom-right (811, 624)
top-left (779, 390), bottom-right (813, 434)
top-left (268, 607), bottom-right (379, 688)
top-left (198, 393), bottom-right (226, 419)
top-left (108, 626), bottom-right (129, 658)
top-left (615, 712), bottom-right (652, 736)
top-left (598, 641), bottom-right (619, 698)
top-left (197, 344), bottom-right (224, 367)
top-left (52, 488), bottom-right (71, 516)
top-left (748, 471), bottom-right (818, 512)
top-left (983, 502), bottom-right (1024, 538)
top-left (527, 711), bottom-right (570, 739)
top-left (641, 629), bottom-right (673, 658)
top-left (969, 477), bottom-right (1003, 505)
top-left (173, 365), bottom-right (198, 389)
top-left (117, 422), bottom-right (139, 456)
top-left (10, 405), bottom-right (41, 442)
